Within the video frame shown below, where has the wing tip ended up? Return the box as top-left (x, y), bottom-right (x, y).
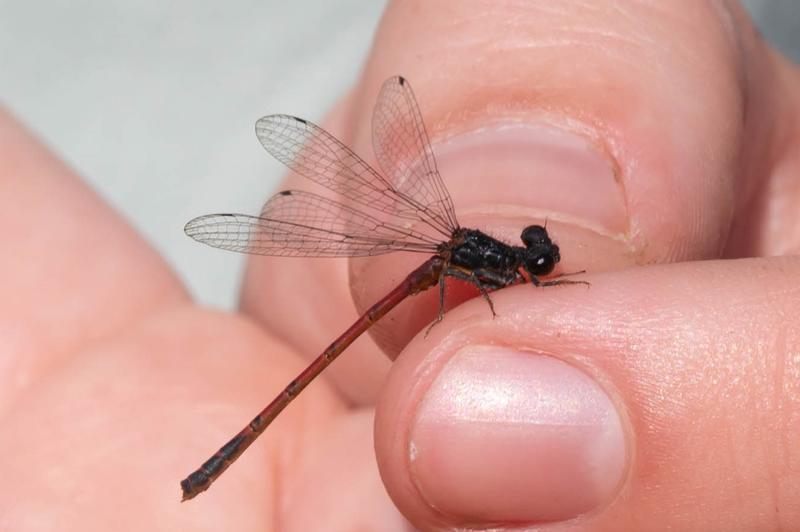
top-left (254, 115), bottom-right (273, 131)
top-left (184, 216), bottom-right (203, 236)
top-left (184, 213), bottom-right (237, 236)
top-left (255, 115), bottom-right (311, 141)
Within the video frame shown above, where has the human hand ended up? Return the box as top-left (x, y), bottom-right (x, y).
top-left (3, 1), bottom-right (800, 530)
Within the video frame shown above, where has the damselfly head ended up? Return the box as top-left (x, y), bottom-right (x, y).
top-left (520, 224), bottom-right (560, 276)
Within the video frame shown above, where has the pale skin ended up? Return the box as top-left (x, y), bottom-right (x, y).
top-left (2, 1), bottom-right (800, 530)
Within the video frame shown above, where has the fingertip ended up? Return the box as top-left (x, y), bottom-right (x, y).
top-left (374, 287), bottom-right (631, 528)
top-left (349, 0), bottom-right (773, 265)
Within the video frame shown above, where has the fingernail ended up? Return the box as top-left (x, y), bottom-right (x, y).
top-left (434, 123), bottom-right (625, 234)
top-left (409, 346), bottom-right (626, 525)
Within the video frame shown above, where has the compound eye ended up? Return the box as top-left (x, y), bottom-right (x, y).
top-left (528, 253), bottom-right (556, 275)
top-left (520, 225), bottom-right (548, 247)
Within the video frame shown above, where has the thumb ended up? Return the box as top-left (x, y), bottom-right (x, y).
top-left (376, 258), bottom-right (800, 530)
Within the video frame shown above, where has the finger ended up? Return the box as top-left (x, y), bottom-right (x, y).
top-left (0, 309), bottom-right (405, 530)
top-left (343, 0), bottom-right (799, 353)
top-left (351, 0), bottom-right (784, 262)
top-left (375, 256), bottom-right (800, 529)
top-left (722, 3), bottom-right (800, 256)
top-left (0, 109), bottom-right (186, 412)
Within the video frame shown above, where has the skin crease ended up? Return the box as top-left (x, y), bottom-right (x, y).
top-left (1, 0), bottom-right (800, 530)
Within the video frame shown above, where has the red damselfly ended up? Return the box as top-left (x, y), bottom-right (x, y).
top-left (181, 76), bottom-right (584, 500)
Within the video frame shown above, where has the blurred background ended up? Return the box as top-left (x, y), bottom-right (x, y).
top-left (2, 0), bottom-right (798, 308)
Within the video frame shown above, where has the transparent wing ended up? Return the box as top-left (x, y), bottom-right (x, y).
top-left (255, 112), bottom-right (454, 240)
top-left (185, 190), bottom-right (440, 257)
top-left (372, 76), bottom-right (459, 233)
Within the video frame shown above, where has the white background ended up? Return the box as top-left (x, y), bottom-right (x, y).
top-left (2, 0), bottom-right (797, 308)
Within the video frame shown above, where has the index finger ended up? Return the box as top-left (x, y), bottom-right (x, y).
top-left (243, 0), bottom-right (781, 367)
